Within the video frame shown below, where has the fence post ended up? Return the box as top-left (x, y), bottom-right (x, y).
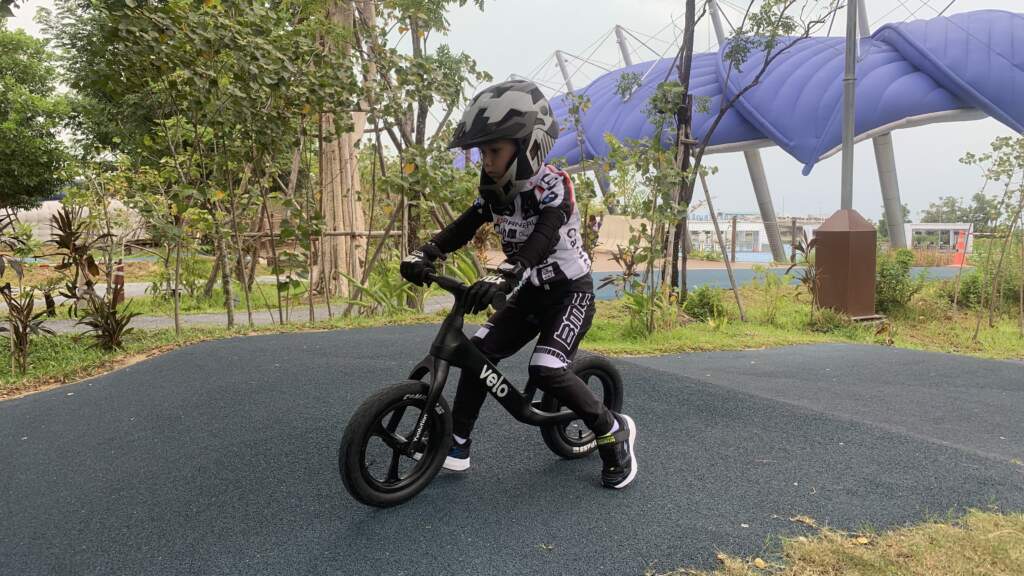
top-left (730, 216), bottom-right (737, 263)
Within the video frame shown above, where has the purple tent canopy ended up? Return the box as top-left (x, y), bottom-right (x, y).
top-left (455, 10), bottom-right (1024, 174)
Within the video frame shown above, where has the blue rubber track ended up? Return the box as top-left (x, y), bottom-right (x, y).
top-left (2, 327), bottom-right (1021, 575)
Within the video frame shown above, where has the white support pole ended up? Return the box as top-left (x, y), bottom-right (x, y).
top-left (555, 50), bottom-right (612, 200)
top-left (554, 50), bottom-right (575, 94)
top-left (708, 0), bottom-right (787, 261)
top-left (614, 26), bottom-right (634, 67)
top-left (840, 0), bottom-right (858, 210)
top-left (873, 134), bottom-right (908, 247)
top-left (708, 0), bottom-right (726, 42)
top-left (857, 0), bottom-right (871, 39)
top-left (746, 151), bottom-right (787, 260)
top-left (857, 0), bottom-right (907, 247)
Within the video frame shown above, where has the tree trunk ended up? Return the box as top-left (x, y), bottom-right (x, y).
top-left (229, 167), bottom-right (255, 328)
top-left (260, 189), bottom-right (285, 325)
top-left (204, 248), bottom-right (221, 298)
top-left (173, 238), bottom-right (182, 337)
top-left (406, 16), bottom-right (429, 262)
top-left (215, 233), bottom-right (235, 328)
top-left (320, 1), bottom-right (370, 300)
top-left (673, 0), bottom-right (697, 294)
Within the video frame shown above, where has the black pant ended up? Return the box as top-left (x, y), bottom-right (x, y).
top-left (451, 277), bottom-right (614, 438)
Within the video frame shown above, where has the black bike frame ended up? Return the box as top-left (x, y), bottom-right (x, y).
top-left (407, 274), bottom-right (578, 448)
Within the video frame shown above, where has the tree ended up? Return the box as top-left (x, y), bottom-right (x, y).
top-left (608, 0), bottom-right (840, 314)
top-left (921, 193), bottom-right (1001, 233)
top-left (44, 0), bottom-right (360, 327)
top-left (0, 23), bottom-right (68, 209)
top-left (340, 0), bottom-right (490, 309)
top-left (672, 0), bottom-right (840, 294)
top-left (920, 196), bottom-right (965, 223)
top-left (960, 136), bottom-right (1024, 337)
top-left (1, 1), bottom-right (18, 19)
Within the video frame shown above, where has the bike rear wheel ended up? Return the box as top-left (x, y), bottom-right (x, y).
top-left (539, 353), bottom-right (623, 459)
top-left (339, 381), bottom-right (452, 507)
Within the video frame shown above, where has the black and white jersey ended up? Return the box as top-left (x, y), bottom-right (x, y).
top-left (477, 165), bottom-right (592, 287)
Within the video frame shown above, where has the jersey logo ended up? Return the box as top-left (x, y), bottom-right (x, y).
top-left (540, 191), bottom-right (559, 205)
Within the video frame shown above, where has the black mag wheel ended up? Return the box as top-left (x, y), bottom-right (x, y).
top-left (539, 352), bottom-right (624, 459)
top-left (339, 381), bottom-right (452, 508)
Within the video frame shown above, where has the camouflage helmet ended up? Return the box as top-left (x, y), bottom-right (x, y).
top-left (450, 80), bottom-right (559, 207)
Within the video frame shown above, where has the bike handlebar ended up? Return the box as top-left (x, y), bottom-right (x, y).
top-left (425, 272), bottom-right (509, 311)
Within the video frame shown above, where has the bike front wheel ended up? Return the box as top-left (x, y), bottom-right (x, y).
top-left (339, 381), bottom-right (452, 508)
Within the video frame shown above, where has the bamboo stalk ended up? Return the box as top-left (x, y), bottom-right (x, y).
top-left (173, 237), bottom-right (182, 337)
top-left (987, 191), bottom-right (1024, 327)
top-left (342, 196), bottom-right (405, 317)
top-left (260, 188), bottom-right (285, 325)
top-left (342, 135), bottom-right (403, 317)
top-left (700, 172), bottom-right (746, 321)
top-left (304, 123), bottom-right (315, 324)
top-left (229, 165), bottom-right (255, 328)
top-left (952, 223), bottom-right (972, 313)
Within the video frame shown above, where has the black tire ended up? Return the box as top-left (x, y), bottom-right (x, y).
top-left (339, 381), bottom-right (452, 508)
top-left (539, 352), bottom-right (623, 459)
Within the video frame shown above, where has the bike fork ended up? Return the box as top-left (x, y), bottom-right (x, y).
top-left (409, 356), bottom-right (449, 451)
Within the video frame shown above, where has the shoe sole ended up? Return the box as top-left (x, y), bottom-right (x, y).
top-left (607, 414), bottom-right (637, 489)
top-left (443, 456), bottom-right (470, 471)
top-left (411, 452), bottom-right (470, 471)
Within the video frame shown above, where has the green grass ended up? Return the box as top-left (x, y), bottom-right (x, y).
top-left (3, 276), bottom-right (1021, 399)
top-left (585, 301), bottom-right (839, 356)
top-left (584, 280), bottom-right (1023, 361)
top-left (0, 309), bottom-right (444, 398)
top-left (37, 280), bottom-right (338, 319)
top-left (655, 509), bottom-right (1024, 576)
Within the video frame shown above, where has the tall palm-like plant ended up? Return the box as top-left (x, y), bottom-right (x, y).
top-left (786, 230), bottom-right (819, 308)
top-left (0, 284), bottom-right (55, 374)
top-left (48, 206), bottom-right (111, 315)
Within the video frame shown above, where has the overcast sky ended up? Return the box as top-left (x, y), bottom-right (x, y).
top-left (8, 0), bottom-right (1021, 221)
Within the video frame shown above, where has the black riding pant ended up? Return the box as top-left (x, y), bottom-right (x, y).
top-left (450, 276), bottom-right (614, 439)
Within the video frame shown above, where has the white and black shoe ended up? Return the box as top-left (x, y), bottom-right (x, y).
top-left (414, 436), bottom-right (471, 471)
top-left (442, 438), bottom-right (471, 471)
top-left (596, 413), bottom-right (637, 489)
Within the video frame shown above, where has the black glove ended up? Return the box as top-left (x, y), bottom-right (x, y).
top-left (463, 260), bottom-right (527, 314)
top-left (496, 259), bottom-right (527, 285)
top-left (400, 243), bottom-right (443, 286)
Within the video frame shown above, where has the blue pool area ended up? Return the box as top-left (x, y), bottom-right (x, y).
top-left (591, 267), bottom-right (963, 301)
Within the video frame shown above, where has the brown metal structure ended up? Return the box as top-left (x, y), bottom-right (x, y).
top-left (814, 209), bottom-right (878, 319)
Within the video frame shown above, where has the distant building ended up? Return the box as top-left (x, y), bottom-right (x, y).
top-left (688, 212), bottom-right (826, 260)
top-left (904, 222), bottom-right (973, 252)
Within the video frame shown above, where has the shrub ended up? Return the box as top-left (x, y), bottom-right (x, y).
top-left (876, 249), bottom-right (924, 314)
top-left (75, 294), bottom-right (140, 351)
top-left (752, 265), bottom-right (791, 326)
top-left (148, 251), bottom-right (213, 300)
top-left (622, 281), bottom-right (678, 338)
top-left (683, 284), bottom-right (725, 322)
top-left (807, 306), bottom-right (851, 333)
top-left (952, 271), bottom-right (984, 309)
top-left (341, 251), bottom-right (419, 316)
